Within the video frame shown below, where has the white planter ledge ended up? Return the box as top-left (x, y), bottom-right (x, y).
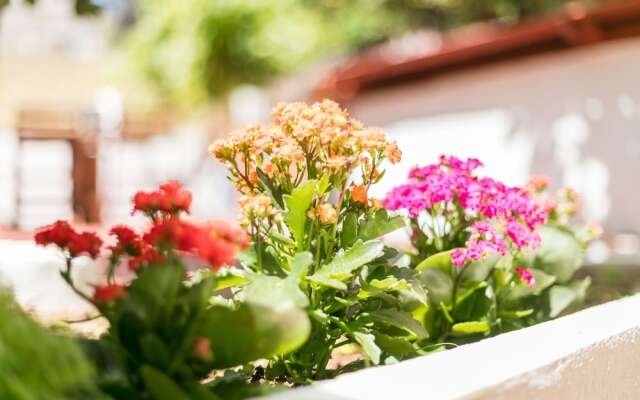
top-left (266, 294), bottom-right (640, 400)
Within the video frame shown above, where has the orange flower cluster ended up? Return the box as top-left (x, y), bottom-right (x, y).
top-left (238, 194), bottom-right (283, 228)
top-left (209, 100), bottom-right (401, 195)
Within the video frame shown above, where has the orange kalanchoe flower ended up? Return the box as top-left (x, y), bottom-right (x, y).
top-left (350, 185), bottom-right (368, 205)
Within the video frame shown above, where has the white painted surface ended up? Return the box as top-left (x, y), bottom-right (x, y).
top-left (0, 240), bottom-right (100, 320)
top-left (265, 294), bottom-right (640, 400)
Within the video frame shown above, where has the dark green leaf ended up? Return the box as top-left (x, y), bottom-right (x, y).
top-left (341, 212), bottom-right (358, 248)
top-left (140, 365), bottom-right (190, 400)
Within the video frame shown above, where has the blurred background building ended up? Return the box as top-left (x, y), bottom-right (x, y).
top-left (1, 0), bottom-right (639, 265)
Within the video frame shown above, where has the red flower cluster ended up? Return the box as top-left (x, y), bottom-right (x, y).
top-left (109, 225), bottom-right (164, 271)
top-left (35, 220), bottom-right (102, 258)
top-left (133, 180), bottom-right (192, 216)
top-left (93, 283), bottom-right (127, 303)
top-left (140, 217), bottom-right (248, 269)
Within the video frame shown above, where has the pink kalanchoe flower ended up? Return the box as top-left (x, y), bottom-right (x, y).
top-left (515, 267), bottom-right (537, 288)
top-left (384, 155), bottom-right (549, 267)
top-left (451, 248), bottom-right (467, 267)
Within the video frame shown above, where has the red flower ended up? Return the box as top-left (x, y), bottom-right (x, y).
top-left (35, 220), bottom-right (76, 248)
top-left (93, 283), bottom-right (127, 303)
top-left (109, 225), bottom-right (143, 256)
top-left (143, 218), bottom-right (199, 252)
top-left (127, 245), bottom-right (164, 271)
top-left (132, 181), bottom-right (192, 216)
top-left (193, 221), bottom-right (248, 269)
top-left (68, 231), bottom-right (103, 258)
top-left (35, 221), bottom-right (102, 259)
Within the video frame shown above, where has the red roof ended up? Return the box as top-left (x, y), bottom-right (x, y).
top-left (314, 0), bottom-right (640, 101)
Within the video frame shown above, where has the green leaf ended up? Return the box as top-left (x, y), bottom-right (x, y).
top-left (211, 268), bottom-right (249, 291)
top-left (256, 167), bottom-right (284, 209)
top-left (369, 309), bottom-right (428, 338)
top-left (353, 332), bottom-right (381, 365)
top-left (140, 365), bottom-right (190, 400)
top-left (242, 275), bottom-right (309, 310)
top-left (358, 209), bottom-right (405, 241)
top-left (309, 240), bottom-right (384, 287)
top-left (200, 304), bottom-right (310, 369)
top-left (373, 333), bottom-right (415, 359)
top-left (415, 250), bottom-right (454, 272)
top-left (500, 268), bottom-right (556, 303)
top-left (461, 255), bottom-right (500, 284)
top-left (290, 252), bottom-right (313, 279)
top-left (341, 212), bottom-right (358, 248)
top-left (139, 334), bottom-right (171, 368)
top-left (451, 321), bottom-right (490, 336)
top-left (527, 226), bottom-right (583, 283)
top-left (283, 180), bottom-right (317, 248)
top-left (306, 275), bottom-right (347, 290)
top-left (499, 309), bottom-right (534, 319)
top-left (316, 174), bottom-right (331, 196)
top-left (548, 286), bottom-right (577, 318)
top-left (418, 268), bottom-right (453, 305)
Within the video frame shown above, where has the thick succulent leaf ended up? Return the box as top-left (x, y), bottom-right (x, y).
top-left (418, 268), bottom-right (453, 305)
top-left (369, 309), bottom-right (428, 338)
top-left (451, 321), bottom-right (490, 336)
top-left (500, 268), bottom-right (556, 303)
top-left (139, 334), bottom-right (171, 369)
top-left (283, 180), bottom-right (316, 248)
top-left (415, 250), bottom-right (455, 272)
top-left (341, 212), bottom-right (358, 248)
top-left (374, 333), bottom-right (415, 359)
top-left (306, 275), bottom-right (347, 290)
top-left (309, 240), bottom-right (384, 287)
top-left (548, 286), bottom-right (577, 318)
top-left (528, 226), bottom-right (583, 283)
top-left (200, 304), bottom-right (310, 369)
top-left (461, 255), bottom-right (500, 284)
top-left (358, 209), bottom-right (406, 241)
top-left (242, 275), bottom-right (309, 310)
top-left (211, 268), bottom-right (249, 291)
top-left (453, 283), bottom-right (491, 322)
top-left (118, 263), bottom-right (184, 329)
top-left (290, 252), bottom-right (313, 279)
top-left (140, 365), bottom-right (190, 400)
top-left (353, 332), bottom-right (381, 365)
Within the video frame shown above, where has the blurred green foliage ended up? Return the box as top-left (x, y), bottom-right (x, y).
top-left (120, 0), bottom-right (603, 107)
top-left (0, 290), bottom-right (103, 400)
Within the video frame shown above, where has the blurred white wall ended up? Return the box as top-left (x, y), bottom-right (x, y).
top-left (344, 36), bottom-right (640, 235)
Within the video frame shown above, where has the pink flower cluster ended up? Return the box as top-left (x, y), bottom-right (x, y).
top-left (384, 155), bottom-right (548, 266)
